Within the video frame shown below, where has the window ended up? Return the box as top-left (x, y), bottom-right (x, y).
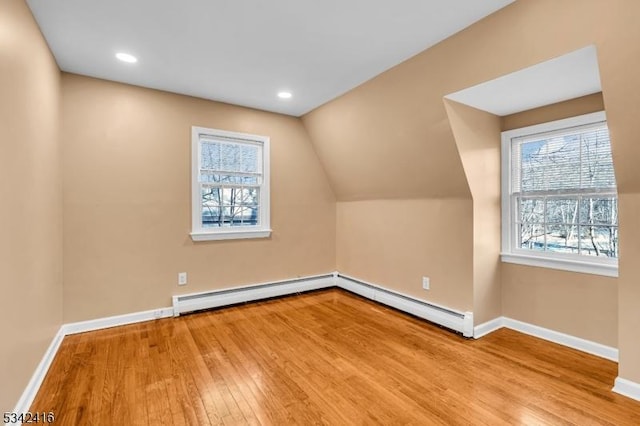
top-left (501, 111), bottom-right (618, 277)
top-left (191, 126), bottom-right (270, 241)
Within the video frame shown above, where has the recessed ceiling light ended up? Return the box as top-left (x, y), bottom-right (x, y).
top-left (277, 91), bottom-right (292, 99)
top-left (115, 52), bottom-right (138, 63)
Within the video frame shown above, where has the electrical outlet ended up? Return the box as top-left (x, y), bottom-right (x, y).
top-left (178, 272), bottom-right (188, 286)
top-left (422, 276), bottom-right (430, 290)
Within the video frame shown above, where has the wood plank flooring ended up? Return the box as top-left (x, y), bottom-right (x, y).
top-left (31, 289), bottom-right (640, 425)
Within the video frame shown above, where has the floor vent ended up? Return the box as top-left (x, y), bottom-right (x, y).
top-left (172, 274), bottom-right (335, 316)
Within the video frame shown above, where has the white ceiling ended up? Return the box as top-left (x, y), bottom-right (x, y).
top-left (445, 45), bottom-right (602, 116)
top-left (26, 0), bottom-right (515, 116)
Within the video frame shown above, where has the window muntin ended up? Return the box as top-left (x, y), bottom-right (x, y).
top-left (516, 195), bottom-right (618, 258)
top-left (191, 127), bottom-right (270, 241)
top-left (502, 111), bottom-right (618, 275)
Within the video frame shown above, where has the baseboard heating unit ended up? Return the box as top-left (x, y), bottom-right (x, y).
top-left (172, 272), bottom-right (473, 338)
top-left (335, 274), bottom-right (473, 337)
top-left (172, 274), bottom-right (335, 316)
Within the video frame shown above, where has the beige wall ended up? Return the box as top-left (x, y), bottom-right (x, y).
top-left (445, 101), bottom-right (502, 325)
top-left (61, 74), bottom-right (336, 322)
top-left (303, 0), bottom-right (640, 382)
top-left (502, 265), bottom-right (617, 347)
top-left (0, 0), bottom-right (62, 412)
top-left (336, 199), bottom-right (473, 311)
top-left (618, 193), bottom-right (640, 378)
top-left (502, 93), bottom-right (605, 131)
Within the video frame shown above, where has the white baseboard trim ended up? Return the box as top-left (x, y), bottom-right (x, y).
top-left (14, 272), bottom-right (626, 415)
top-left (12, 327), bottom-right (66, 421)
top-left (504, 317), bottom-right (618, 362)
top-left (335, 273), bottom-right (473, 337)
top-left (11, 306), bottom-right (176, 417)
top-left (474, 316), bottom-right (618, 362)
top-left (12, 272), bottom-right (337, 414)
top-left (473, 317), bottom-right (505, 339)
top-left (613, 377), bottom-right (640, 401)
top-left (63, 307), bottom-right (174, 335)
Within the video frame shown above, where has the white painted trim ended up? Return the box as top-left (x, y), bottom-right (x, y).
top-left (473, 316), bottom-right (618, 361)
top-left (334, 274), bottom-right (473, 337)
top-left (13, 272), bottom-right (625, 416)
top-left (63, 307), bottom-right (175, 335)
top-left (501, 252), bottom-right (618, 277)
top-left (503, 317), bottom-right (618, 362)
top-left (191, 126), bottom-right (271, 242)
top-left (473, 317), bottom-right (505, 339)
top-left (190, 229), bottom-right (272, 241)
top-left (172, 274), bottom-right (336, 316)
top-left (500, 111), bottom-right (620, 278)
top-left (12, 326), bottom-right (66, 420)
top-left (613, 377), bottom-right (640, 401)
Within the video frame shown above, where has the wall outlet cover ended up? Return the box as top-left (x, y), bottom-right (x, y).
top-left (422, 276), bottom-right (430, 290)
top-left (178, 272), bottom-right (188, 286)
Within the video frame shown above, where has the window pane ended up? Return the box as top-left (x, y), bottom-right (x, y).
top-left (221, 188), bottom-right (236, 205)
top-left (220, 143), bottom-right (241, 172)
top-left (241, 145), bottom-right (260, 173)
top-left (579, 226), bottom-right (618, 258)
top-left (545, 224), bottom-right (579, 254)
top-left (520, 136), bottom-right (582, 192)
top-left (518, 140), bottom-right (544, 192)
top-left (516, 125), bottom-right (615, 193)
top-left (201, 142), bottom-right (220, 170)
top-left (579, 197), bottom-right (617, 225)
top-left (226, 205), bottom-right (240, 226)
top-left (519, 223), bottom-right (545, 251)
top-left (246, 207), bottom-right (259, 225)
top-left (202, 187), bottom-right (221, 205)
top-left (543, 135), bottom-right (581, 191)
top-left (201, 186), bottom-right (260, 228)
top-left (201, 187), bottom-right (222, 227)
top-left (236, 187), bottom-right (258, 205)
top-left (545, 198), bottom-right (578, 224)
top-left (519, 198), bottom-right (544, 223)
top-left (580, 129), bottom-right (616, 188)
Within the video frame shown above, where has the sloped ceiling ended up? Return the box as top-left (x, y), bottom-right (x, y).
top-left (302, 1), bottom-right (620, 201)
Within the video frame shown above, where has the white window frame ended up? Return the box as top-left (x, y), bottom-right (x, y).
top-left (501, 111), bottom-right (618, 277)
top-left (191, 126), bottom-right (271, 241)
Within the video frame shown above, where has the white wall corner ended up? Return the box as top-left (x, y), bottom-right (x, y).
top-left (473, 316), bottom-right (505, 339)
top-left (12, 326), bottom-right (66, 419)
top-left (613, 377), bottom-right (640, 402)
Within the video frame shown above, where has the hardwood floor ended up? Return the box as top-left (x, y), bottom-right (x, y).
top-left (31, 289), bottom-right (640, 425)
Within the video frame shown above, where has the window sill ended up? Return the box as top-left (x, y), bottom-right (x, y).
top-left (190, 228), bottom-right (272, 242)
top-left (501, 252), bottom-right (618, 277)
